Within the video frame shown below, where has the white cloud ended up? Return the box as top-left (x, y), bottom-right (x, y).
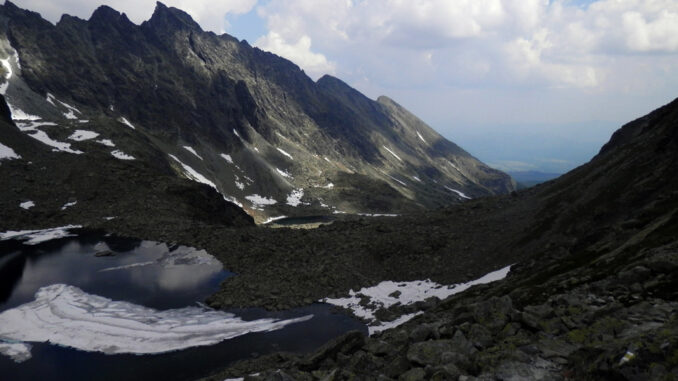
top-left (255, 32), bottom-right (336, 79)
top-left (254, 0), bottom-right (678, 90)
top-left (10, 0), bottom-right (257, 34)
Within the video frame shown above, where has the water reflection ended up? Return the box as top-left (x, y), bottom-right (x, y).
top-left (0, 230), bottom-right (367, 381)
top-left (0, 232), bottom-right (228, 310)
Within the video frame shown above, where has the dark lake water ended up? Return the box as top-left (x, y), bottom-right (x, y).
top-left (0, 230), bottom-right (367, 381)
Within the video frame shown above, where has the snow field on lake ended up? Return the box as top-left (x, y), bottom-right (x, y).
top-left (0, 284), bottom-right (313, 358)
top-left (0, 225), bottom-right (82, 245)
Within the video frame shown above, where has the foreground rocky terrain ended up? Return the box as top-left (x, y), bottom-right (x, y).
top-left (194, 98), bottom-right (678, 380)
top-left (4, 94), bottom-right (672, 380)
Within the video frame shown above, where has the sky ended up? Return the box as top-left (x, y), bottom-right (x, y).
top-left (8, 0), bottom-right (678, 173)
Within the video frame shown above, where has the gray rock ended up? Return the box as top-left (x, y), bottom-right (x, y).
top-left (493, 357), bottom-right (562, 381)
top-left (409, 324), bottom-right (439, 342)
top-left (399, 367), bottom-right (426, 381)
top-left (468, 324), bottom-right (493, 349)
top-left (366, 340), bottom-right (395, 356)
top-left (471, 296), bottom-right (513, 332)
top-left (430, 364), bottom-right (461, 381)
top-left (407, 340), bottom-right (452, 366)
top-left (449, 330), bottom-right (477, 355)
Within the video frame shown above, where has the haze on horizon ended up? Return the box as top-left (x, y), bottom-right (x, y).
top-left (8, 0), bottom-right (678, 173)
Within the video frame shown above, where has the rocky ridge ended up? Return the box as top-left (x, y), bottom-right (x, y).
top-left (0, 1), bottom-right (513, 223)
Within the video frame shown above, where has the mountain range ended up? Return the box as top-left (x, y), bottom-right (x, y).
top-left (0, 1), bottom-right (513, 224)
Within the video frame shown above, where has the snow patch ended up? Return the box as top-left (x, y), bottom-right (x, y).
top-left (444, 186), bottom-right (471, 200)
top-left (276, 168), bottom-right (293, 179)
top-left (15, 121), bottom-right (57, 131)
top-left (245, 194), bottom-right (277, 209)
top-left (183, 146), bottom-right (203, 160)
top-left (15, 119), bottom-right (82, 154)
top-left (220, 153), bottom-right (233, 164)
top-left (262, 216), bottom-right (287, 225)
top-left (96, 139), bottom-right (115, 147)
top-left (235, 180), bottom-right (245, 190)
top-left (0, 50), bottom-right (19, 95)
top-left (46, 94), bottom-right (81, 119)
top-left (68, 130), bottom-right (99, 142)
top-left (0, 341), bottom-right (32, 363)
top-left (223, 195), bottom-right (244, 208)
top-left (412, 176), bottom-right (422, 183)
top-left (358, 213), bottom-right (399, 217)
top-left (0, 225), bottom-right (82, 245)
top-left (0, 58), bottom-right (12, 95)
top-left (323, 265), bottom-right (511, 335)
top-left (8, 104), bottom-right (40, 121)
top-left (26, 130), bottom-right (83, 154)
top-left (61, 201), bottom-right (77, 210)
top-left (111, 150), bottom-right (135, 160)
top-left (383, 146), bottom-right (403, 162)
top-left (0, 141), bottom-right (20, 160)
top-left (63, 110), bottom-right (78, 120)
top-left (447, 160), bottom-right (461, 172)
top-left (324, 157), bottom-right (331, 163)
top-left (46, 93), bottom-right (56, 107)
top-left (118, 117), bottom-right (136, 130)
top-left (277, 147), bottom-right (293, 160)
top-left (19, 201), bottom-right (34, 210)
top-left (388, 174), bottom-right (407, 187)
top-left (416, 131), bottom-right (427, 144)
top-left (0, 284), bottom-right (313, 356)
top-left (286, 189), bottom-right (305, 207)
top-left (168, 154), bottom-right (216, 189)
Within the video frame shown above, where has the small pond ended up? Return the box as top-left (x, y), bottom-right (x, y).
top-left (0, 228), bottom-right (366, 381)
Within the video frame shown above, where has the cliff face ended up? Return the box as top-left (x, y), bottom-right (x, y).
top-left (0, 1), bottom-right (513, 222)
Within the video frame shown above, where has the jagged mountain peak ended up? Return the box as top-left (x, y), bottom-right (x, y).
top-left (146, 1), bottom-right (202, 32)
top-left (90, 5), bottom-right (121, 20)
top-left (88, 5), bottom-right (136, 29)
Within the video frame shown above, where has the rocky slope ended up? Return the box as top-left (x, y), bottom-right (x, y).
top-left (0, 1), bottom-right (513, 223)
top-left (196, 97), bottom-right (678, 379)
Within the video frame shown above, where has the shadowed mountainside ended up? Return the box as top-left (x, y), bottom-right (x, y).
top-left (0, 1), bottom-right (513, 223)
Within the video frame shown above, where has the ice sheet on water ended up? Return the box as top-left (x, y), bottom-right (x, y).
top-left (0, 284), bottom-right (313, 358)
top-left (0, 225), bottom-right (82, 245)
top-left (0, 341), bottom-right (32, 363)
